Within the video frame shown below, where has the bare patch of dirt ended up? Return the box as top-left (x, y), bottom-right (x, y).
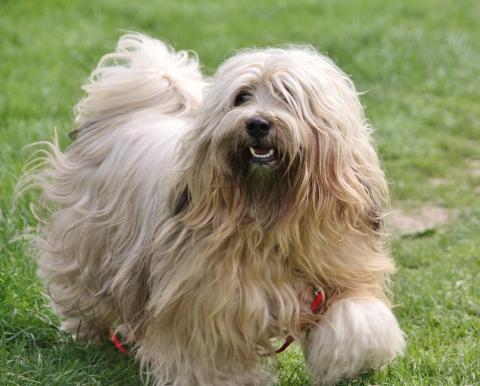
top-left (468, 160), bottom-right (480, 177)
top-left (430, 178), bottom-right (449, 187)
top-left (386, 205), bottom-right (451, 236)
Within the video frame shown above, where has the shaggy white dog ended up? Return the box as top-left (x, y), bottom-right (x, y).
top-left (27, 33), bottom-right (405, 385)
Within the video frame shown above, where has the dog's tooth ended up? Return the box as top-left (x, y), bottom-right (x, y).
top-left (249, 147), bottom-right (274, 159)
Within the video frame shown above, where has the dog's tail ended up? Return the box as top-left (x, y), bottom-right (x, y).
top-left (71, 32), bottom-right (206, 139)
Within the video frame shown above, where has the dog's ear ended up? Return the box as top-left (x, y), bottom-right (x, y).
top-left (354, 168), bottom-right (386, 233)
top-left (309, 143), bottom-right (387, 234)
top-left (310, 149), bottom-right (387, 234)
top-left (296, 50), bottom-right (389, 233)
top-left (334, 145), bottom-right (388, 234)
top-left (172, 185), bottom-right (191, 215)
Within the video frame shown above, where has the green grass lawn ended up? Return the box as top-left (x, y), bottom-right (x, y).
top-left (1, 0), bottom-right (479, 384)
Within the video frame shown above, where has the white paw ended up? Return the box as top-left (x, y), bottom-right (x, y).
top-left (304, 297), bottom-right (405, 385)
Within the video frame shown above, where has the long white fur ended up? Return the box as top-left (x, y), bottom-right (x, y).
top-left (25, 33), bottom-right (405, 386)
top-left (304, 298), bottom-right (405, 385)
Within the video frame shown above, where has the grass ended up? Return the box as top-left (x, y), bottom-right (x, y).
top-left (1, 0), bottom-right (479, 384)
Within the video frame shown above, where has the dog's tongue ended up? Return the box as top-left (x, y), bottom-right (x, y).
top-left (253, 147), bottom-right (269, 155)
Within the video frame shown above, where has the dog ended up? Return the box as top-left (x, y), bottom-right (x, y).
top-left (27, 33), bottom-right (405, 385)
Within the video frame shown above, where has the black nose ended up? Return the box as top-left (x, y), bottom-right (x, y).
top-left (246, 117), bottom-right (272, 138)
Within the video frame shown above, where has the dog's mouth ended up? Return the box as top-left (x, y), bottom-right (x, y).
top-left (249, 146), bottom-right (276, 165)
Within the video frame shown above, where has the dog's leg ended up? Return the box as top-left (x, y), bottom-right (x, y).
top-left (41, 252), bottom-right (118, 342)
top-left (56, 305), bottom-right (116, 343)
top-left (302, 296), bottom-right (405, 386)
top-left (36, 200), bottom-right (121, 343)
top-left (137, 348), bottom-right (274, 386)
top-left (137, 325), bottom-right (274, 386)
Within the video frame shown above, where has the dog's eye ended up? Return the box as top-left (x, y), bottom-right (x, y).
top-left (275, 84), bottom-right (293, 105)
top-left (234, 90), bottom-right (251, 107)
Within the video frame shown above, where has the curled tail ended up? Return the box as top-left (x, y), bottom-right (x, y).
top-left (72, 33), bottom-right (206, 139)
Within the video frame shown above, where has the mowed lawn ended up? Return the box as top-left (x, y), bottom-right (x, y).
top-left (1, 0), bottom-right (479, 385)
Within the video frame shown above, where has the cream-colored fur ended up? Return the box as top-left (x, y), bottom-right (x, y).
top-left (304, 297), bottom-right (405, 385)
top-left (24, 33), bottom-right (405, 385)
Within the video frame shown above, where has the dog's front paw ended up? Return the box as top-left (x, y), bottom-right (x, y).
top-left (303, 297), bottom-right (405, 385)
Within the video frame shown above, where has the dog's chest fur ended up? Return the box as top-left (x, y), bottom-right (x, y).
top-left (141, 216), bottom-right (317, 353)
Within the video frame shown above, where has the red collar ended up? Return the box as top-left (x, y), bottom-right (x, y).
top-left (273, 287), bottom-right (325, 354)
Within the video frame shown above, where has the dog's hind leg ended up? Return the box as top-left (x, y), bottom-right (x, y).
top-left (37, 206), bottom-right (120, 342)
top-left (26, 139), bottom-right (124, 342)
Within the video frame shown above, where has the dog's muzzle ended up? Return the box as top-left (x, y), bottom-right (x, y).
top-left (245, 116), bottom-right (276, 165)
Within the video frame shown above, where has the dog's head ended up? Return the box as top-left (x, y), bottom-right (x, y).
top-left (181, 47), bottom-right (387, 229)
